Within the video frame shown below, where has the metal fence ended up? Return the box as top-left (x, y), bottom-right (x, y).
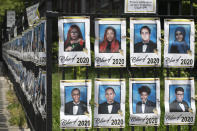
top-left (1, 0), bottom-right (197, 131)
top-left (1, 0), bottom-right (49, 131)
top-left (46, 0), bottom-right (197, 131)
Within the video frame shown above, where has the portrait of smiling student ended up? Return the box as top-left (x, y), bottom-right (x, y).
top-left (64, 88), bottom-right (87, 115)
top-left (98, 87), bottom-right (120, 114)
top-left (169, 27), bottom-right (189, 53)
top-left (99, 26), bottom-right (120, 53)
top-left (134, 26), bottom-right (157, 53)
top-left (170, 87), bottom-right (189, 112)
top-left (136, 86), bottom-right (156, 113)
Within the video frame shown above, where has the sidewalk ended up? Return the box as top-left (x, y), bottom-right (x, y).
top-left (0, 73), bottom-right (30, 131)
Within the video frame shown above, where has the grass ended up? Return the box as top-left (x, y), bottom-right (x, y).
top-left (6, 88), bottom-right (27, 128)
top-left (52, 66), bottom-right (197, 131)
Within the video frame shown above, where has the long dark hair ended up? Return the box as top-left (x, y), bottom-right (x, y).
top-left (64, 24), bottom-right (83, 46)
top-left (99, 26), bottom-right (120, 53)
top-left (103, 26), bottom-right (117, 43)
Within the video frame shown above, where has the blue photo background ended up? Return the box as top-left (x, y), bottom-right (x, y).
top-left (99, 85), bottom-right (121, 104)
top-left (42, 75), bottom-right (46, 91)
top-left (34, 26), bottom-right (39, 49)
top-left (63, 22), bottom-right (85, 42)
top-left (132, 83), bottom-right (156, 114)
top-left (134, 24), bottom-right (157, 44)
top-left (168, 24), bottom-right (190, 51)
top-left (22, 33), bottom-right (27, 51)
top-left (99, 24), bottom-right (121, 43)
top-left (169, 84), bottom-right (191, 107)
top-left (65, 86), bottom-right (87, 103)
top-left (40, 23), bottom-right (45, 42)
top-left (27, 30), bottom-right (32, 46)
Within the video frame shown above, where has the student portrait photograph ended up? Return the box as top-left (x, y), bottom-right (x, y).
top-left (132, 83), bottom-right (156, 114)
top-left (98, 85), bottom-right (121, 114)
top-left (64, 86), bottom-right (87, 115)
top-left (168, 25), bottom-right (190, 54)
top-left (169, 85), bottom-right (190, 112)
top-left (99, 24), bottom-right (121, 53)
top-left (63, 23), bottom-right (85, 52)
top-left (39, 22), bottom-right (45, 52)
top-left (32, 28), bottom-right (38, 52)
top-left (134, 24), bottom-right (157, 53)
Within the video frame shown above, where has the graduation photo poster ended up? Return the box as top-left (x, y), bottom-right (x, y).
top-left (58, 16), bottom-right (91, 66)
top-left (94, 18), bottom-right (126, 67)
top-left (26, 28), bottom-right (33, 61)
top-left (130, 18), bottom-right (161, 67)
top-left (129, 78), bottom-right (160, 126)
top-left (32, 23), bottom-right (39, 63)
top-left (164, 19), bottom-right (195, 68)
top-left (22, 31), bottom-right (28, 61)
top-left (37, 20), bottom-right (46, 65)
top-left (124, 0), bottom-right (156, 14)
top-left (37, 71), bottom-right (47, 118)
top-left (94, 78), bottom-right (126, 128)
top-left (60, 80), bottom-right (92, 129)
top-left (164, 78), bottom-right (196, 125)
top-left (26, 3), bottom-right (40, 27)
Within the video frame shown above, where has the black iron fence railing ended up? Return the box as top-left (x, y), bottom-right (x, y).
top-left (1, 0), bottom-right (197, 131)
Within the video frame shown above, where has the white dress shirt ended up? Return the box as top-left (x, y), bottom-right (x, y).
top-left (179, 103), bottom-right (185, 112)
top-left (141, 100), bottom-right (147, 113)
top-left (108, 105), bottom-right (113, 114)
top-left (142, 103), bottom-right (145, 113)
top-left (73, 102), bottom-right (80, 115)
top-left (142, 44), bottom-right (147, 52)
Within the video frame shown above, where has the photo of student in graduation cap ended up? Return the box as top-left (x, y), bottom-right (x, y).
top-left (169, 26), bottom-right (190, 54)
top-left (169, 86), bottom-right (190, 112)
top-left (64, 87), bottom-right (87, 115)
top-left (134, 25), bottom-right (157, 53)
top-left (98, 86), bottom-right (120, 114)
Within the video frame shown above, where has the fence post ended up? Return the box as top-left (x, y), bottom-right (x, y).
top-left (46, 0), bottom-right (53, 130)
